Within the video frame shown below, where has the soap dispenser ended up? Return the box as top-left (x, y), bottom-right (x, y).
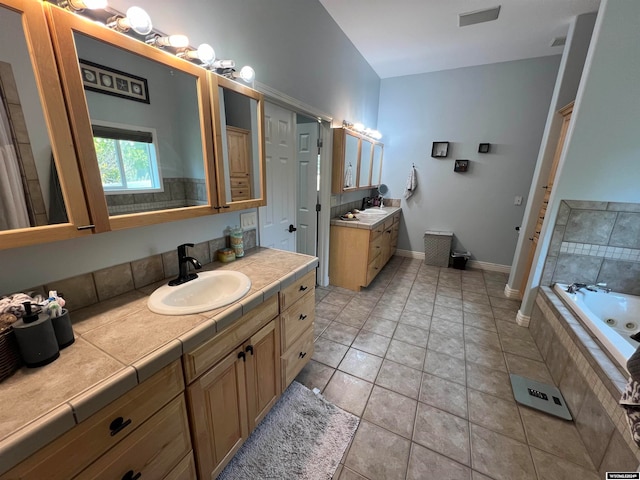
top-left (12, 302), bottom-right (60, 367)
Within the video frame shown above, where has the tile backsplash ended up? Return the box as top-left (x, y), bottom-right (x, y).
top-left (330, 197), bottom-right (401, 218)
top-left (5, 228), bottom-right (257, 311)
top-left (543, 200), bottom-right (640, 294)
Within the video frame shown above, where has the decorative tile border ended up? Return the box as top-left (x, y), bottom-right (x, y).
top-left (560, 242), bottom-right (640, 262)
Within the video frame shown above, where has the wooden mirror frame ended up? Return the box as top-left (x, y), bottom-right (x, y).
top-left (0, 0), bottom-right (92, 250)
top-left (211, 74), bottom-right (266, 211)
top-left (45, 3), bottom-right (218, 232)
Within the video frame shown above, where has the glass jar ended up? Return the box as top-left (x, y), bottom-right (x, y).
top-left (230, 226), bottom-right (244, 258)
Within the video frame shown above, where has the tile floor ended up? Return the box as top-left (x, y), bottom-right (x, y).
top-left (295, 256), bottom-right (601, 480)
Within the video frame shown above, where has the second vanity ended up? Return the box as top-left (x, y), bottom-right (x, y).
top-left (0, 248), bottom-right (317, 480)
top-left (329, 207), bottom-right (401, 291)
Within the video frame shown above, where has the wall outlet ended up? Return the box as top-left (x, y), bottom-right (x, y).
top-left (240, 212), bottom-right (257, 230)
top-left (514, 195), bottom-right (523, 206)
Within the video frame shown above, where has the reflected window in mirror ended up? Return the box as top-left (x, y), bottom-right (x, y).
top-left (74, 32), bottom-right (208, 215)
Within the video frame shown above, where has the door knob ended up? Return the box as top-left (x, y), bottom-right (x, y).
top-left (288, 224), bottom-right (297, 233)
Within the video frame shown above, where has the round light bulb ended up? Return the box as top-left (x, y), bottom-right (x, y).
top-left (371, 130), bottom-right (382, 140)
top-left (126, 6), bottom-right (152, 35)
top-left (196, 44), bottom-right (216, 64)
top-left (353, 123), bottom-right (365, 132)
top-left (238, 65), bottom-right (255, 83)
top-left (168, 35), bottom-right (189, 48)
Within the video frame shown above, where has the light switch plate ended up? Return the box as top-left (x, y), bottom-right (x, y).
top-left (514, 195), bottom-right (523, 206)
top-left (240, 212), bottom-right (257, 230)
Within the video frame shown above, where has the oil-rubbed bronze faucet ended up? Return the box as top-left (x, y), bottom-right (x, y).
top-left (169, 243), bottom-right (202, 286)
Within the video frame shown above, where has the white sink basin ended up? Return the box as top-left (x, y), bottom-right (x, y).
top-left (148, 270), bottom-right (251, 315)
top-left (357, 209), bottom-right (388, 215)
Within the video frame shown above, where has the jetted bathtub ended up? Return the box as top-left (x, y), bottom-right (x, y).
top-left (554, 283), bottom-right (640, 373)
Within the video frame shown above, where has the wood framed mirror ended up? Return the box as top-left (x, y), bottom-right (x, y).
top-left (0, 0), bottom-right (93, 250)
top-left (211, 74), bottom-right (266, 211)
top-left (45, 3), bottom-right (218, 231)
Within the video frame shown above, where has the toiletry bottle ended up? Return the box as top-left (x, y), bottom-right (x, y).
top-left (12, 302), bottom-right (59, 367)
top-left (230, 226), bottom-right (244, 258)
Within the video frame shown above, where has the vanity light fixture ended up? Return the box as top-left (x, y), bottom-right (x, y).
top-left (107, 6), bottom-right (153, 35)
top-left (145, 34), bottom-right (190, 49)
top-left (178, 44), bottom-right (216, 65)
top-left (212, 59), bottom-right (236, 70)
top-left (342, 120), bottom-right (381, 140)
top-left (61, 0), bottom-right (108, 11)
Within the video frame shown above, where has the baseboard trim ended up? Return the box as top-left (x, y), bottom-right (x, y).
top-left (504, 284), bottom-right (522, 299)
top-left (396, 249), bottom-right (424, 260)
top-left (516, 310), bottom-right (531, 327)
top-left (395, 250), bottom-right (511, 274)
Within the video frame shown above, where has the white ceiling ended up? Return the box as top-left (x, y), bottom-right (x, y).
top-left (319, 0), bottom-right (601, 79)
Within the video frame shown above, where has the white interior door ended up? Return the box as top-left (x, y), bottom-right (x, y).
top-left (296, 121), bottom-right (319, 256)
top-left (259, 102), bottom-right (296, 251)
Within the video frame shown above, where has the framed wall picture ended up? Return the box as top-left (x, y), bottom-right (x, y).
top-left (454, 159), bottom-right (469, 172)
top-left (79, 59), bottom-right (150, 104)
top-left (431, 141), bottom-right (449, 158)
top-left (478, 143), bottom-right (491, 153)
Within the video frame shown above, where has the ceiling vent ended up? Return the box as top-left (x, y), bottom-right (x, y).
top-left (551, 36), bottom-right (567, 47)
top-left (459, 6), bottom-right (501, 27)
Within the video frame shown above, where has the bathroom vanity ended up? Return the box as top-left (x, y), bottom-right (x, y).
top-left (329, 207), bottom-right (401, 291)
top-left (0, 248), bottom-right (317, 480)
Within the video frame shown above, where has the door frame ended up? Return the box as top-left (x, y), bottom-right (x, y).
top-left (255, 82), bottom-right (333, 287)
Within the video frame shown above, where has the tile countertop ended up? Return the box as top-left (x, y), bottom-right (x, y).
top-left (330, 206), bottom-right (401, 230)
top-left (0, 247), bottom-right (318, 473)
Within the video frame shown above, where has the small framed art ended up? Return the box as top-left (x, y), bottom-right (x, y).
top-left (454, 160), bottom-right (469, 172)
top-left (478, 143), bottom-right (490, 153)
top-left (79, 59), bottom-right (150, 104)
top-left (431, 141), bottom-right (449, 158)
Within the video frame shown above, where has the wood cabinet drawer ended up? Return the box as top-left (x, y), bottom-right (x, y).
top-left (281, 327), bottom-right (314, 388)
top-left (77, 395), bottom-right (191, 479)
top-left (383, 217), bottom-right (394, 230)
top-left (231, 188), bottom-right (250, 201)
top-left (183, 295), bottom-right (278, 384)
top-left (279, 270), bottom-right (315, 311)
top-left (371, 223), bottom-right (384, 239)
top-left (393, 211), bottom-right (401, 224)
top-left (2, 361), bottom-right (184, 480)
top-left (163, 452), bottom-right (196, 480)
top-left (368, 233), bottom-right (383, 261)
top-left (366, 255), bottom-right (381, 285)
top-left (230, 177), bottom-right (249, 188)
top-left (280, 290), bottom-right (315, 351)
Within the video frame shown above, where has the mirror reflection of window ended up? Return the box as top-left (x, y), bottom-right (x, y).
top-left (74, 32), bottom-right (207, 216)
top-left (92, 123), bottom-right (161, 193)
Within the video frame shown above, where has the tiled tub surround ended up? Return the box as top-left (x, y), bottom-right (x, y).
top-left (0, 246), bottom-right (317, 473)
top-left (543, 200), bottom-right (640, 295)
top-left (529, 287), bottom-right (639, 473)
top-left (106, 177), bottom-right (207, 216)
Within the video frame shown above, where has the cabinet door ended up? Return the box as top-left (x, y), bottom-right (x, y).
top-left (244, 320), bottom-right (281, 431)
top-left (187, 347), bottom-right (248, 479)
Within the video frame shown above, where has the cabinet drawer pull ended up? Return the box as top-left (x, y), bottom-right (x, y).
top-left (299, 285), bottom-right (308, 292)
top-left (121, 470), bottom-right (141, 480)
top-left (298, 351), bottom-right (307, 358)
top-left (245, 345), bottom-right (254, 355)
top-left (77, 224), bottom-right (95, 231)
top-left (109, 416), bottom-right (132, 437)
top-left (238, 351), bottom-right (246, 362)
top-left (299, 314), bottom-right (308, 321)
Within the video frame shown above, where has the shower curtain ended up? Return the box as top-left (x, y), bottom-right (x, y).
top-left (0, 98), bottom-right (30, 230)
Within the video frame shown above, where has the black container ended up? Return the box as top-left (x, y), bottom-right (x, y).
top-left (451, 251), bottom-right (470, 270)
